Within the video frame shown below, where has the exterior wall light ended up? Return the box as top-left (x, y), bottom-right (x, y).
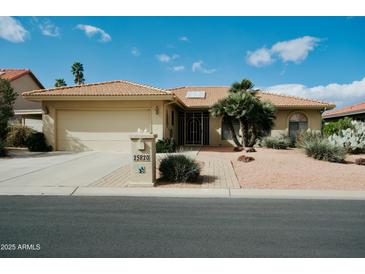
top-left (43, 106), bottom-right (49, 115)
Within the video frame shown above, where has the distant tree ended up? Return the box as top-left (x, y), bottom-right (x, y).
top-left (0, 78), bottom-right (17, 140)
top-left (71, 62), bottom-right (85, 85)
top-left (54, 78), bottom-right (67, 87)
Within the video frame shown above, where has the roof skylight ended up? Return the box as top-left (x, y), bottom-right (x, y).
top-left (185, 91), bottom-right (206, 98)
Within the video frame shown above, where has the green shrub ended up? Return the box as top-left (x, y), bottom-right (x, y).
top-left (26, 132), bottom-right (52, 152)
top-left (6, 124), bottom-right (34, 147)
top-left (296, 130), bottom-right (323, 148)
top-left (159, 155), bottom-right (201, 182)
top-left (261, 135), bottom-right (291, 149)
top-left (323, 117), bottom-right (353, 136)
top-left (0, 139), bottom-right (6, 157)
top-left (302, 138), bottom-right (346, 163)
top-left (156, 138), bottom-right (177, 153)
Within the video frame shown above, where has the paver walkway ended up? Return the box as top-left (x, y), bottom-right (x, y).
top-left (89, 164), bottom-right (131, 187)
top-left (88, 149), bottom-right (240, 189)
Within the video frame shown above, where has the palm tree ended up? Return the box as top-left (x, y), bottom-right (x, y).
top-left (54, 79), bottom-right (67, 87)
top-left (229, 79), bottom-right (256, 94)
top-left (247, 101), bottom-right (276, 147)
top-left (210, 98), bottom-right (241, 147)
top-left (71, 62), bottom-right (85, 85)
top-left (223, 91), bottom-right (259, 147)
top-left (210, 78), bottom-right (276, 148)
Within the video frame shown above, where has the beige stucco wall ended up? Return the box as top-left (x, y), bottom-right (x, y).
top-left (12, 74), bottom-right (42, 111)
top-left (271, 109), bottom-right (322, 137)
top-left (43, 100), bottom-right (166, 150)
top-left (41, 97), bottom-right (324, 151)
top-left (163, 103), bottom-right (179, 140)
top-left (209, 108), bottom-right (323, 146)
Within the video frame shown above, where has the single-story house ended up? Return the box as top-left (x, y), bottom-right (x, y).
top-left (22, 80), bottom-right (335, 152)
top-left (0, 69), bottom-right (44, 131)
top-left (322, 102), bottom-right (365, 122)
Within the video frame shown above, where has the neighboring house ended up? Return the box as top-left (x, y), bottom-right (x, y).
top-left (322, 102), bottom-right (365, 122)
top-left (0, 69), bottom-right (44, 131)
top-left (22, 80), bottom-right (335, 152)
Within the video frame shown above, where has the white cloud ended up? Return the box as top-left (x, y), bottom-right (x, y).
top-left (76, 24), bottom-right (111, 42)
top-left (38, 19), bottom-right (60, 37)
top-left (0, 16), bottom-right (29, 43)
top-left (265, 76), bottom-right (365, 109)
top-left (172, 54), bottom-right (179, 60)
top-left (156, 54), bottom-right (171, 63)
top-left (179, 36), bottom-right (189, 42)
top-left (172, 66), bottom-right (185, 72)
top-left (246, 47), bottom-right (273, 67)
top-left (271, 36), bottom-right (320, 63)
top-left (246, 36), bottom-right (320, 67)
top-left (131, 47), bottom-right (140, 56)
top-left (192, 61), bottom-right (216, 74)
top-left (155, 53), bottom-right (179, 63)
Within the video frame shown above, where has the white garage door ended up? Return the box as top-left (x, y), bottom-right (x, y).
top-left (57, 109), bottom-right (151, 152)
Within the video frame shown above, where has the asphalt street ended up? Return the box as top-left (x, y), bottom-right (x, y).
top-left (0, 196), bottom-right (365, 257)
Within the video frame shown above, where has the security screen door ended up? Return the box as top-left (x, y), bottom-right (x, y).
top-left (178, 112), bottom-right (209, 145)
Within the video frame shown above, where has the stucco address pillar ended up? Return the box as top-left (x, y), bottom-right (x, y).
top-left (128, 132), bottom-right (157, 187)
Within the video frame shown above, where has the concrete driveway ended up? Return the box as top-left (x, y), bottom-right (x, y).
top-left (0, 151), bottom-right (131, 188)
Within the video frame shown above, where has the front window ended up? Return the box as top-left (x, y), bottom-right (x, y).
top-left (222, 117), bottom-right (240, 140)
top-left (289, 113), bottom-right (308, 139)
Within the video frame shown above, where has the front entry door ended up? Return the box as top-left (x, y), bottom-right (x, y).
top-left (186, 112), bottom-right (202, 145)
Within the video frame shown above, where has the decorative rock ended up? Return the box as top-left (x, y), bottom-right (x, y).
top-left (237, 155), bottom-right (255, 162)
top-left (355, 158), bottom-right (365, 165)
top-left (245, 147), bottom-right (256, 153)
top-left (233, 147), bottom-right (244, 152)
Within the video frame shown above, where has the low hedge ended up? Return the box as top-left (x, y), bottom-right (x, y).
top-left (159, 155), bottom-right (200, 182)
top-left (6, 125), bottom-right (34, 147)
top-left (0, 139), bottom-right (6, 157)
top-left (26, 132), bottom-right (52, 152)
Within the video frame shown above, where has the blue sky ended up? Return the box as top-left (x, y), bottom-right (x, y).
top-left (1, 16), bottom-right (365, 108)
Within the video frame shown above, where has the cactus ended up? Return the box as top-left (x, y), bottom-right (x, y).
top-left (328, 120), bottom-right (365, 154)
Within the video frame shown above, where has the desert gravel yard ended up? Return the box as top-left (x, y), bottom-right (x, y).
top-left (198, 147), bottom-right (365, 190)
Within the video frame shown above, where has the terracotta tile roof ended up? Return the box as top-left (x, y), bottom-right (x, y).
top-left (23, 80), bottom-right (171, 97)
top-left (323, 102), bottom-right (365, 118)
top-left (170, 86), bottom-right (335, 109)
top-left (0, 69), bottom-right (44, 88)
top-left (22, 80), bottom-right (335, 110)
top-left (0, 69), bottom-right (30, 81)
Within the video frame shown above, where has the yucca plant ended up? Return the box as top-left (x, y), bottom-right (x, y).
top-left (296, 129), bottom-right (323, 148)
top-left (303, 138), bottom-right (346, 163)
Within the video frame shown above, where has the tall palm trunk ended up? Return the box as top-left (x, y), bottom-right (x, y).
top-left (226, 116), bottom-right (242, 147)
top-left (248, 123), bottom-right (257, 147)
top-left (239, 119), bottom-right (246, 147)
top-left (240, 118), bottom-right (250, 147)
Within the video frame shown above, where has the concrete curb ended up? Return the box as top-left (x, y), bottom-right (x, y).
top-left (0, 186), bottom-right (76, 196)
top-left (74, 187), bottom-right (230, 198)
top-left (1, 186), bottom-right (365, 200)
top-left (230, 189), bottom-right (365, 200)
